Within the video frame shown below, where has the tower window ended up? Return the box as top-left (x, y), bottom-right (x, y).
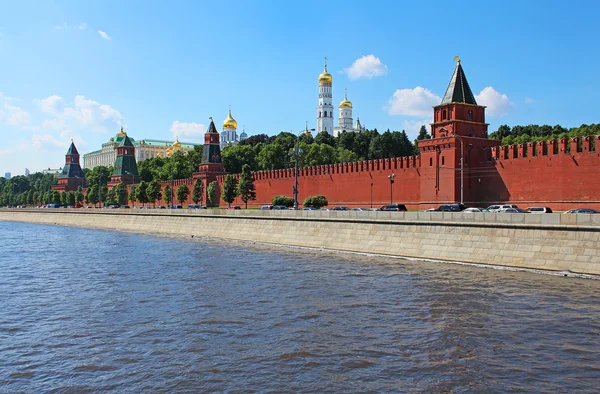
top-left (441, 156), bottom-right (445, 166)
top-left (442, 110), bottom-right (447, 120)
top-left (468, 110), bottom-right (473, 120)
top-left (324, 111), bottom-right (327, 117)
top-left (429, 157), bottom-right (433, 167)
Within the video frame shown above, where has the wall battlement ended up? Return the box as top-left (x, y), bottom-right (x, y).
top-left (491, 136), bottom-right (600, 162)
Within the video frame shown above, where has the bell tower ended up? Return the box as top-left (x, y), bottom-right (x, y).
top-left (193, 117), bottom-right (226, 206)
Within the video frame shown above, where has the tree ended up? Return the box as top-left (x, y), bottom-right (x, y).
top-left (207, 181), bottom-right (218, 207)
top-left (222, 144), bottom-right (258, 173)
top-left (221, 174), bottom-right (238, 207)
top-left (303, 195), bottom-right (328, 209)
top-left (272, 195), bottom-right (294, 207)
top-left (66, 191), bottom-right (76, 207)
top-left (176, 184), bottom-right (190, 205)
top-left (106, 188), bottom-right (117, 206)
top-left (52, 191), bottom-right (61, 206)
top-left (257, 143), bottom-right (286, 170)
top-left (192, 179), bottom-right (204, 206)
top-left (315, 131), bottom-right (335, 147)
top-left (336, 147), bottom-right (358, 163)
top-left (129, 185), bottom-right (137, 207)
top-left (115, 182), bottom-right (128, 206)
top-left (163, 184), bottom-right (172, 206)
top-left (147, 180), bottom-right (162, 208)
top-left (87, 185), bottom-right (99, 207)
top-left (237, 164), bottom-right (256, 209)
top-left (75, 186), bottom-right (84, 206)
top-left (60, 191), bottom-right (68, 206)
top-left (136, 181), bottom-right (149, 207)
top-left (417, 125), bottom-right (431, 140)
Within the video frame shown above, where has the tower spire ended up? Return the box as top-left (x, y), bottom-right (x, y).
top-left (324, 56), bottom-right (328, 72)
top-left (441, 58), bottom-right (476, 105)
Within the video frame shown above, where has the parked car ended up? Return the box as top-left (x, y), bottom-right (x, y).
top-left (526, 207), bottom-right (552, 213)
top-left (227, 206), bottom-right (241, 210)
top-left (272, 205), bottom-right (288, 210)
top-left (108, 205), bottom-right (120, 209)
top-left (564, 208), bottom-right (600, 214)
top-left (169, 205), bottom-right (183, 209)
top-left (320, 208), bottom-right (330, 211)
top-left (120, 205), bottom-right (131, 209)
top-left (487, 205), bottom-right (501, 212)
top-left (379, 203), bottom-right (408, 212)
top-left (351, 208), bottom-right (368, 211)
top-left (464, 207), bottom-right (489, 213)
top-left (332, 206), bottom-right (350, 211)
top-left (437, 203), bottom-right (467, 212)
top-left (498, 207), bottom-right (528, 213)
top-left (259, 205), bottom-right (273, 210)
top-left (501, 204), bottom-right (519, 210)
top-left (303, 207), bottom-right (316, 211)
top-left (423, 208), bottom-right (439, 212)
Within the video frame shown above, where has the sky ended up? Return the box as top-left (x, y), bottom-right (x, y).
top-left (1, 0), bottom-right (599, 176)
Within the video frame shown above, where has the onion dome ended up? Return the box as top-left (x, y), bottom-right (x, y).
top-left (318, 57), bottom-right (333, 84)
top-left (116, 126), bottom-right (127, 137)
top-left (340, 88), bottom-right (352, 108)
top-left (223, 109), bottom-right (237, 129)
top-left (173, 138), bottom-right (181, 148)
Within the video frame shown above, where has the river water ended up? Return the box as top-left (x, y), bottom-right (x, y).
top-left (1, 221), bottom-right (599, 393)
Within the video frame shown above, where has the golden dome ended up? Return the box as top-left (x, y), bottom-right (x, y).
top-left (319, 70), bottom-right (333, 84)
top-left (340, 99), bottom-right (352, 108)
top-left (116, 126), bottom-right (127, 137)
top-left (173, 138), bottom-right (181, 148)
top-left (223, 109), bottom-right (237, 129)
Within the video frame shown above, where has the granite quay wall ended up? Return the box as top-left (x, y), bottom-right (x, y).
top-left (3, 209), bottom-right (600, 276)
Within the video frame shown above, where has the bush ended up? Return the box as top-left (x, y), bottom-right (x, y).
top-left (272, 195), bottom-right (294, 207)
top-left (303, 195), bottom-right (328, 209)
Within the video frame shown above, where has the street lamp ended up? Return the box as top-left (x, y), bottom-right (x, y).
top-left (98, 174), bottom-right (102, 208)
top-left (293, 123), bottom-right (315, 209)
top-left (370, 182), bottom-right (374, 208)
top-left (387, 173), bottom-right (395, 204)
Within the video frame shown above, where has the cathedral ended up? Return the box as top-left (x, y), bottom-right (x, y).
top-left (220, 109), bottom-right (248, 148)
top-left (316, 59), bottom-right (366, 137)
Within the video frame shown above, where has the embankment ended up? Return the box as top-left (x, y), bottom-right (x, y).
top-left (2, 209), bottom-right (600, 276)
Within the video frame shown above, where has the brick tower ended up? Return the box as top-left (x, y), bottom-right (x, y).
top-left (418, 58), bottom-right (499, 207)
top-left (193, 117), bottom-right (226, 206)
top-left (109, 133), bottom-right (139, 186)
top-left (53, 140), bottom-right (86, 192)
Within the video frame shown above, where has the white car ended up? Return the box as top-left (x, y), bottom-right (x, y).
top-left (464, 207), bottom-right (489, 213)
top-left (526, 207), bottom-right (553, 214)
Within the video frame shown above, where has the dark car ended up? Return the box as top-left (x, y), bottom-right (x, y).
top-left (564, 208), bottom-right (599, 214)
top-left (437, 203), bottom-right (467, 212)
top-left (272, 205), bottom-right (288, 210)
top-left (227, 206), bottom-right (241, 210)
top-left (379, 204), bottom-right (408, 212)
top-left (332, 206), bottom-right (350, 211)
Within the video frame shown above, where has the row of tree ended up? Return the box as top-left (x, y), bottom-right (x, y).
top-left (490, 123), bottom-right (600, 146)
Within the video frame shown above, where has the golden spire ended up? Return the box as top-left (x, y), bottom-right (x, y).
top-left (318, 57), bottom-right (333, 84)
top-left (454, 55), bottom-right (461, 63)
top-left (117, 126), bottom-right (127, 137)
top-left (340, 88), bottom-right (352, 108)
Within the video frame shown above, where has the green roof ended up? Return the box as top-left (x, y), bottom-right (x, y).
top-left (119, 135), bottom-right (135, 147)
top-left (441, 61), bottom-right (477, 105)
top-left (66, 141), bottom-right (79, 155)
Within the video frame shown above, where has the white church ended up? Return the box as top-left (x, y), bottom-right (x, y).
top-left (316, 59), bottom-right (366, 137)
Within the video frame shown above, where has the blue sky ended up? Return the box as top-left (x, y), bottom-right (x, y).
top-left (1, 0), bottom-right (599, 175)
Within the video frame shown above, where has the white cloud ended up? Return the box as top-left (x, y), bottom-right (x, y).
top-left (475, 86), bottom-right (513, 117)
top-left (98, 30), bottom-right (111, 40)
top-left (344, 54), bottom-right (388, 80)
top-left (402, 119), bottom-right (430, 137)
top-left (170, 121), bottom-right (207, 142)
top-left (75, 22), bottom-right (88, 30)
top-left (386, 86), bottom-right (441, 117)
top-left (34, 94), bottom-right (122, 134)
top-left (31, 133), bottom-right (68, 150)
top-left (0, 103), bottom-right (31, 126)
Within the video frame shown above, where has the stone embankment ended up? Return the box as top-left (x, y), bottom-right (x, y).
top-left (2, 209), bottom-right (600, 276)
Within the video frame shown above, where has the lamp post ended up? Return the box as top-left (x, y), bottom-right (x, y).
top-left (387, 173), bottom-right (395, 204)
top-left (98, 174), bottom-right (102, 208)
top-left (170, 163), bottom-right (174, 208)
top-left (370, 182), bottom-right (373, 208)
top-left (293, 124), bottom-right (315, 209)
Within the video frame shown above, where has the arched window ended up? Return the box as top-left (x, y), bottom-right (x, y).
top-left (319, 111), bottom-right (321, 118)
top-left (429, 157), bottom-right (433, 167)
top-left (324, 111), bottom-right (327, 117)
top-left (442, 109), bottom-right (447, 120)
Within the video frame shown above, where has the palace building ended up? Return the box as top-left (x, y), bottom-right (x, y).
top-left (316, 59), bottom-right (366, 137)
top-left (220, 109), bottom-right (248, 148)
top-left (83, 127), bottom-right (196, 169)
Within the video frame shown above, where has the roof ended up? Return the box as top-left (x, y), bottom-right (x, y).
top-left (441, 61), bottom-right (477, 105)
top-left (207, 119), bottom-right (219, 134)
top-left (137, 139), bottom-right (197, 148)
top-left (119, 135), bottom-right (135, 147)
top-left (66, 141), bottom-right (79, 155)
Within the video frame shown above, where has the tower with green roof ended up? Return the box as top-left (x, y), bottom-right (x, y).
top-left (110, 132), bottom-right (140, 186)
top-left (53, 140), bottom-right (86, 192)
top-left (192, 117), bottom-right (226, 206)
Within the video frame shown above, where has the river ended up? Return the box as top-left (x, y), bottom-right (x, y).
top-left (1, 221), bottom-right (599, 392)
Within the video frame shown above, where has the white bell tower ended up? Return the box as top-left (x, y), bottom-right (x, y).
top-left (317, 57), bottom-right (334, 135)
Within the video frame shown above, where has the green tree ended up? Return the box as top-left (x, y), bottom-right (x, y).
top-left (303, 195), bottom-right (328, 209)
top-left (221, 174), bottom-right (238, 207)
top-left (257, 143), bottom-right (286, 170)
top-left (136, 181), bottom-right (149, 207)
top-left (106, 188), bottom-right (117, 206)
top-left (129, 185), bottom-right (137, 207)
top-left (60, 191), bottom-right (68, 206)
top-left (336, 147), bottom-right (358, 163)
top-left (222, 144), bottom-right (258, 173)
top-left (115, 182), bottom-right (128, 206)
top-left (207, 181), bottom-right (218, 207)
top-left (99, 184), bottom-right (108, 207)
top-left (272, 195), bottom-right (294, 207)
top-left (147, 180), bottom-right (162, 208)
top-left (237, 164), bottom-right (256, 209)
top-left (53, 191), bottom-right (61, 206)
top-left (192, 179), bottom-right (204, 205)
top-left (163, 184), bottom-right (172, 206)
top-left (315, 131), bottom-right (335, 147)
top-left (176, 184), bottom-right (190, 205)
top-left (87, 185), bottom-right (99, 207)
top-left (75, 186), bottom-right (84, 205)
top-left (66, 191), bottom-right (76, 207)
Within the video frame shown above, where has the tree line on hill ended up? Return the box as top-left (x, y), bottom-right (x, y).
top-left (490, 123), bottom-right (600, 147)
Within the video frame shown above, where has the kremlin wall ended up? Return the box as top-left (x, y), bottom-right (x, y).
top-left (53, 59), bottom-right (600, 211)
